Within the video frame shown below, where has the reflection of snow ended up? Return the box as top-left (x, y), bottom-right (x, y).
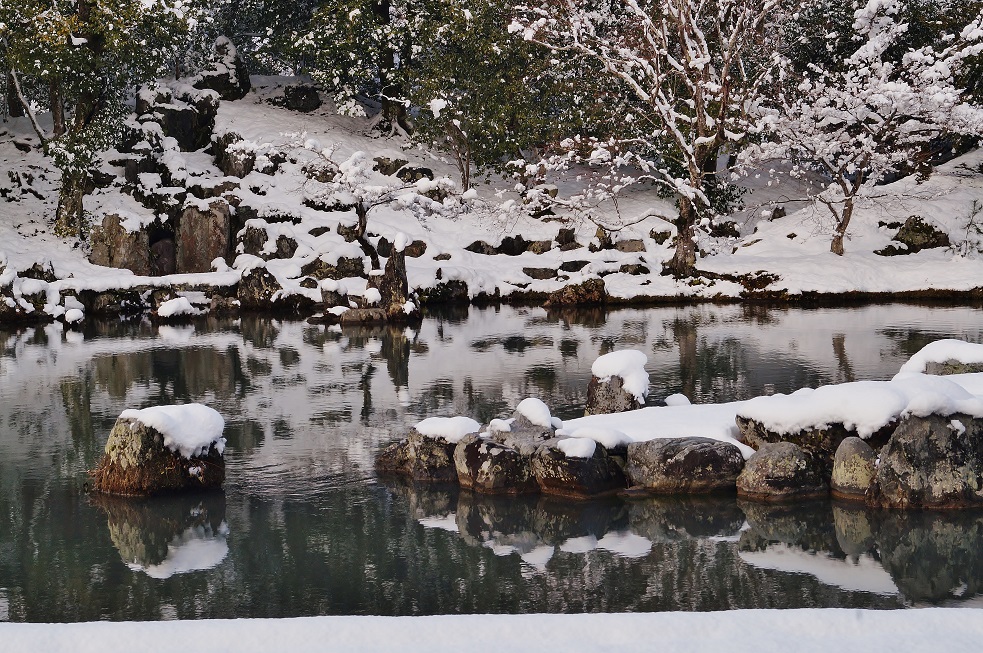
top-left (0, 589), bottom-right (8, 621)
top-left (739, 543), bottom-right (899, 595)
top-left (418, 515), bottom-right (458, 533)
top-left (520, 544), bottom-right (554, 572)
top-left (157, 325), bottom-right (195, 343)
top-left (127, 523), bottom-right (230, 580)
top-left (596, 531), bottom-right (653, 559)
top-left (559, 535), bottom-right (598, 554)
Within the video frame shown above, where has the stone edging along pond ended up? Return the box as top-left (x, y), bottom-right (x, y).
top-left (375, 341), bottom-right (983, 511)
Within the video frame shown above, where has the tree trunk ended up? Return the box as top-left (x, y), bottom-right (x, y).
top-left (446, 121), bottom-right (471, 191)
top-left (55, 173), bottom-right (88, 239)
top-left (664, 195), bottom-right (698, 277)
top-left (6, 73), bottom-right (24, 118)
top-left (830, 196), bottom-right (854, 256)
top-left (49, 79), bottom-right (65, 137)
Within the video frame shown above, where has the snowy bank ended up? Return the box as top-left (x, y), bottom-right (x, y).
top-left (2, 609), bottom-right (982, 653)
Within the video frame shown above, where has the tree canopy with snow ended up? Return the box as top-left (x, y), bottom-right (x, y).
top-left (0, 0), bottom-right (201, 238)
top-left (510, 0), bottom-right (797, 276)
top-left (746, 0), bottom-right (983, 255)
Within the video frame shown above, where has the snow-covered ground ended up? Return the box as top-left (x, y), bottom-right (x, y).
top-left (5, 77), bottom-right (983, 325)
top-left (2, 609), bottom-right (982, 653)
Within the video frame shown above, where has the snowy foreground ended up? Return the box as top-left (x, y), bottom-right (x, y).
top-left (3, 610), bottom-right (982, 653)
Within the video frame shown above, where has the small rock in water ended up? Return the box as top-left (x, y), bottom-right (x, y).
top-left (830, 437), bottom-right (877, 501)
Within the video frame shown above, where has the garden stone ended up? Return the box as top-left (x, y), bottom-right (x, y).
top-left (90, 413), bottom-right (225, 496)
top-left (626, 437), bottom-right (745, 494)
top-left (736, 442), bottom-right (828, 502)
top-left (831, 437), bottom-right (877, 501)
top-left (585, 374), bottom-right (641, 415)
top-left (531, 441), bottom-right (627, 498)
top-left (375, 429), bottom-right (461, 483)
top-left (453, 434), bottom-right (538, 495)
top-left (868, 413), bottom-right (983, 509)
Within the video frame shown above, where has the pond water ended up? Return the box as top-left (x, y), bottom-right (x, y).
top-left (2, 302), bottom-right (983, 621)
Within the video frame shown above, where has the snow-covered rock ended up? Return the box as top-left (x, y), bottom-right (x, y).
top-left (585, 349), bottom-right (649, 415)
top-left (90, 404), bottom-right (226, 496)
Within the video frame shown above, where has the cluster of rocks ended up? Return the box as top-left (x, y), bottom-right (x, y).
top-left (378, 353), bottom-right (983, 510)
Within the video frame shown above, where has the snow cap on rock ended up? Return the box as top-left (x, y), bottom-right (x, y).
top-left (591, 350), bottom-right (649, 402)
top-left (119, 404), bottom-right (226, 459)
top-left (414, 416), bottom-right (481, 444)
top-left (516, 398), bottom-right (554, 429)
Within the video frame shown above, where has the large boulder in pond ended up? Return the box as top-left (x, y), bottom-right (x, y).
top-left (736, 442), bottom-right (828, 502)
top-left (830, 437), bottom-right (877, 501)
top-left (90, 405), bottom-right (226, 496)
top-left (376, 417), bottom-right (480, 483)
top-left (626, 437), bottom-right (745, 494)
top-left (868, 413), bottom-right (983, 509)
top-left (453, 433), bottom-right (538, 495)
top-left (531, 438), bottom-right (627, 499)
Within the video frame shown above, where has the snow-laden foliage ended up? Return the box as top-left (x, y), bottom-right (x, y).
top-left (510, 0), bottom-right (798, 276)
top-left (746, 0), bottom-right (983, 255)
top-left (298, 141), bottom-right (467, 241)
top-left (0, 0), bottom-right (202, 238)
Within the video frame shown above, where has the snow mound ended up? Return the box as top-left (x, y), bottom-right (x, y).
top-left (488, 418), bottom-right (513, 433)
top-left (591, 350), bottom-right (649, 402)
top-left (897, 339), bottom-right (983, 375)
top-left (414, 416), bottom-right (480, 443)
top-left (664, 393), bottom-right (691, 406)
top-left (516, 398), bottom-right (554, 428)
top-left (64, 308), bottom-right (84, 323)
top-left (157, 297), bottom-right (197, 318)
top-left (119, 404), bottom-right (226, 458)
top-left (563, 427), bottom-right (632, 449)
top-left (738, 375), bottom-right (983, 438)
top-left (556, 438), bottom-right (596, 459)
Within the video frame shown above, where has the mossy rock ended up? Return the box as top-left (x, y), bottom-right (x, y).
top-left (90, 417), bottom-right (224, 496)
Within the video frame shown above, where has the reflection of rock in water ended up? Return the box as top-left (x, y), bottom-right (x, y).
top-left (736, 501), bottom-right (983, 602)
top-left (874, 509), bottom-right (983, 604)
top-left (738, 501), bottom-right (899, 596)
top-left (738, 501), bottom-right (839, 554)
top-left (92, 492), bottom-right (229, 579)
top-left (833, 504), bottom-right (877, 557)
top-left (629, 496), bottom-right (745, 543)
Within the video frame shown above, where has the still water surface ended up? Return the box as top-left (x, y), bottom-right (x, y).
top-left (2, 303), bottom-right (983, 621)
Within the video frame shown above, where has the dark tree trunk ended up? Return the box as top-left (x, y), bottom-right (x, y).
top-left (664, 194), bottom-right (698, 277)
top-left (55, 173), bottom-right (89, 239)
top-left (49, 79), bottom-right (65, 137)
top-left (6, 73), bottom-right (24, 118)
top-left (830, 196), bottom-right (855, 256)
